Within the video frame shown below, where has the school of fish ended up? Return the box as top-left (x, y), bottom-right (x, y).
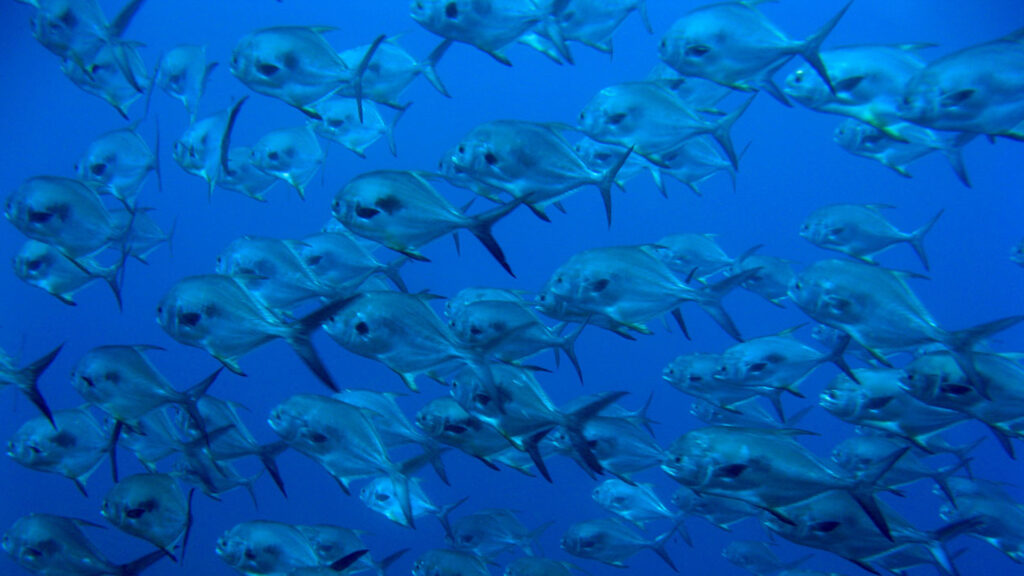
top-left (3, 1), bottom-right (1024, 576)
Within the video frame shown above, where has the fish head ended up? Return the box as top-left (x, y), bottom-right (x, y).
top-left (409, 0), bottom-right (458, 33)
top-left (663, 353), bottom-right (721, 393)
top-left (250, 130), bottom-right (301, 176)
top-left (215, 237), bottom-right (277, 278)
top-left (899, 353), bottom-right (967, 403)
top-left (6, 423), bottom-right (55, 468)
top-left (3, 515), bottom-right (71, 573)
top-left (230, 31), bottom-right (289, 90)
top-left (322, 300), bottom-right (398, 357)
top-left (29, 0), bottom-right (85, 58)
top-left (172, 122), bottom-right (213, 176)
top-left (784, 66), bottom-right (831, 108)
top-left (661, 433), bottom-right (714, 486)
top-left (560, 522), bottom-right (608, 558)
top-left (5, 178), bottom-right (77, 242)
top-left (12, 240), bottom-right (58, 284)
top-left (657, 11), bottom-right (729, 77)
top-left (578, 86), bottom-right (642, 144)
top-left (818, 375), bottom-right (861, 418)
top-left (266, 396), bottom-right (317, 443)
top-left (156, 285), bottom-right (215, 347)
top-left (830, 442), bottom-right (871, 474)
top-left (75, 147), bottom-right (119, 189)
top-left (1011, 239), bottom-right (1024, 265)
top-left (787, 266), bottom-right (836, 323)
top-left (832, 119), bottom-right (871, 151)
top-left (448, 368), bottom-right (499, 421)
top-left (799, 211), bottom-right (849, 250)
top-left (70, 347), bottom-right (137, 405)
top-left (573, 137), bottom-right (624, 172)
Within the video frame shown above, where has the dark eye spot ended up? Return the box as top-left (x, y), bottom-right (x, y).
top-left (306, 255), bottom-right (322, 266)
top-left (606, 113), bottom-right (627, 126)
top-left (257, 63), bottom-right (280, 77)
top-left (309, 432), bottom-right (328, 443)
top-left (484, 152), bottom-right (498, 166)
top-left (375, 195), bottom-right (402, 215)
top-left (27, 260), bottom-right (43, 271)
top-left (267, 151), bottom-right (279, 161)
top-left (28, 210), bottom-right (53, 224)
top-left (375, 492), bottom-right (390, 502)
top-left (244, 549), bottom-right (257, 560)
top-left (685, 44), bottom-right (710, 57)
top-left (445, 2), bottom-right (458, 18)
top-left (689, 375), bottom-right (702, 382)
top-left (749, 362), bottom-right (768, 373)
top-left (179, 312), bottom-right (201, 327)
top-left (90, 163), bottom-right (106, 176)
top-left (24, 547), bottom-right (42, 559)
top-left (356, 205), bottom-right (380, 219)
top-left (355, 321), bottom-right (369, 335)
top-left (591, 278), bottom-right (610, 292)
top-left (126, 508), bottom-right (146, 519)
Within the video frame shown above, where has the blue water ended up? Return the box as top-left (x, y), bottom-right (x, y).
top-left (2, 1), bottom-right (1023, 575)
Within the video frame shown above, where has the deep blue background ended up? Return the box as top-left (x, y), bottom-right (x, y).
top-left (2, 1), bottom-right (1023, 575)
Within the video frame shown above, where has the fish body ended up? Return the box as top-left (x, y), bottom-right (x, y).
top-left (938, 477), bottom-right (1024, 563)
top-left (215, 235), bottom-right (325, 310)
top-left (7, 407), bottom-right (110, 493)
top-left (216, 520), bottom-right (322, 575)
top-left (447, 509), bottom-right (539, 558)
top-left (218, 147), bottom-right (279, 201)
top-left (248, 125), bottom-right (324, 198)
top-left (13, 239), bottom-right (121, 307)
top-left (592, 479), bottom-right (675, 527)
top-left (833, 119), bottom-right (973, 187)
top-left (411, 548), bottom-right (491, 576)
top-left (800, 204), bottom-right (941, 269)
top-left (62, 42), bottom-right (148, 119)
top-left (76, 124), bottom-right (157, 207)
top-left (156, 44), bottom-right (216, 122)
top-left (288, 231), bottom-right (406, 295)
top-left (100, 473), bottom-right (190, 554)
top-left (409, 0), bottom-right (549, 65)
top-left (561, 517), bottom-right (677, 571)
top-left (173, 98), bottom-right (246, 196)
top-left (338, 37), bottom-right (451, 104)
top-left (308, 97), bottom-right (400, 157)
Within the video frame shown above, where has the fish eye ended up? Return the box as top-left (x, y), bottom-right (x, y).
top-left (444, 2), bottom-right (458, 18)
top-left (794, 70), bottom-right (804, 84)
top-left (460, 534), bottom-right (474, 544)
top-left (457, 145), bottom-right (465, 154)
top-left (306, 255), bottom-right (322, 266)
top-left (257, 63), bottom-right (280, 77)
top-left (484, 152), bottom-right (498, 166)
top-left (355, 321), bottom-right (369, 335)
top-left (179, 311), bottom-right (201, 327)
top-left (659, 39), bottom-right (666, 48)
top-left (685, 44), bottom-right (711, 58)
top-left (28, 210), bottom-right (53, 224)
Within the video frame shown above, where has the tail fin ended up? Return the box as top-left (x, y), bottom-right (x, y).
top-left (385, 104), bottom-right (409, 157)
top-left (435, 496), bottom-right (468, 542)
top-left (153, 117), bottom-right (163, 193)
top-left (178, 488), bottom-right (195, 564)
top-left (177, 368), bottom-right (222, 447)
top-left (940, 134), bottom-right (973, 188)
top-left (16, 344), bottom-right (62, 426)
top-left (597, 146), bottom-right (634, 227)
top-left (286, 295), bottom-right (359, 392)
top-left (944, 315), bottom-right (1024, 400)
top-left (109, 0), bottom-right (147, 38)
top-left (908, 209), bottom-right (943, 271)
top-left (798, 1), bottom-right (854, 94)
top-left (421, 39), bottom-right (453, 97)
top-left (559, 320), bottom-right (587, 384)
top-left (850, 446), bottom-right (909, 542)
top-left (118, 549), bottom-right (166, 576)
top-left (352, 35), bottom-right (387, 123)
top-left (466, 199), bottom-right (523, 277)
top-left (374, 547), bottom-right (409, 576)
top-left (649, 524), bottom-right (680, 572)
top-left (563, 391), bottom-right (629, 475)
top-left (256, 441), bottom-right (289, 497)
top-left (694, 268), bottom-right (758, 341)
top-left (711, 97), bottom-right (755, 170)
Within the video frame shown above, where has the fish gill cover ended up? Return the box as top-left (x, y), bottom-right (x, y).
top-left (1, 0), bottom-right (1023, 575)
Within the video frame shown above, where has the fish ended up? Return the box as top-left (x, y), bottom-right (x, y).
top-left (661, 426), bottom-right (903, 540)
top-left (446, 119), bottom-right (630, 224)
top-left (7, 406), bottom-right (112, 495)
top-left (592, 479), bottom-right (677, 528)
top-left (287, 231), bottom-right (408, 295)
top-left (832, 434), bottom-right (972, 503)
top-left (722, 540), bottom-right (810, 576)
top-left (578, 81), bottom-right (752, 169)
top-left (415, 396), bottom-right (537, 475)
top-left (783, 43), bottom-right (932, 134)
top-left (573, 137), bottom-right (659, 193)
top-left (267, 394), bottom-right (421, 526)
top-left (789, 258), bottom-right (1024, 386)
top-left (445, 509), bottom-right (548, 559)
top-left (901, 351), bottom-right (1024, 458)
top-left (217, 147), bottom-right (280, 201)
top-left (229, 26), bottom-right (384, 118)
top-left (338, 36), bottom-right (452, 106)
top-left (360, 476), bottom-right (460, 528)
top-left (712, 327), bottom-right (852, 420)
top-left (100, 473), bottom-right (193, 560)
top-left (561, 517), bottom-right (679, 571)
top-left (664, 352), bottom-right (761, 410)
top-left (937, 477), bottom-right (1024, 564)
top-left (645, 63), bottom-right (733, 108)
top-left (540, 0), bottom-right (651, 57)
top-left (118, 407), bottom-right (183, 472)
top-left (75, 122), bottom-right (160, 208)
top-left (671, 486), bottom-right (759, 531)
top-left (5, 176), bottom-right (129, 259)
top-left (537, 244), bottom-right (752, 340)
top-left (62, 41), bottom-right (149, 119)
top-left (70, 346), bottom-right (218, 441)
top-left (308, 96), bottom-right (406, 158)
top-left (216, 520), bottom-right (366, 575)
top-left (659, 1), bottom-right (852, 105)
top-left (764, 490), bottom-right (969, 576)
top-left (248, 125), bottom-right (324, 199)
top-left (833, 119), bottom-right (973, 188)
top-left (1012, 238), bottom-right (1024, 267)
top-left (155, 44), bottom-right (217, 122)
top-left (13, 239), bottom-right (124, 308)
top-left (215, 235), bottom-right (327, 310)
top-left (727, 246), bottom-right (796, 307)
top-left (331, 169), bottom-right (520, 275)
top-left (26, 0), bottom-right (147, 77)
top-left (820, 368), bottom-right (970, 451)
top-left (171, 451), bottom-right (261, 506)
top-left (800, 204), bottom-right (943, 270)
top-left (3, 513), bottom-right (165, 576)
top-left (156, 274), bottom-right (349, 389)
top-left (411, 548), bottom-right (490, 576)
top-left (323, 291), bottom-right (483, 392)
top-left (0, 344), bottom-right (62, 425)
top-left (900, 28), bottom-right (1024, 139)
top-left (297, 524), bottom-right (406, 575)
top-left (409, 0), bottom-right (564, 66)
top-left (643, 231), bottom-right (741, 280)
top-left (548, 404), bottom-right (666, 482)
top-left (173, 97), bottom-right (247, 197)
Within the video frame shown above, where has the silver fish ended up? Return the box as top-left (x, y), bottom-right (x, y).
top-left (800, 204), bottom-right (942, 270)
top-left (13, 239), bottom-right (123, 308)
top-left (75, 123), bottom-right (159, 207)
top-left (308, 97), bottom-right (405, 158)
top-left (173, 98), bottom-right (246, 197)
top-left (411, 548), bottom-right (490, 576)
top-left (0, 344), bottom-right (62, 425)
top-left (7, 406), bottom-right (111, 495)
top-left (833, 119), bottom-right (973, 188)
top-left (155, 44), bottom-right (217, 122)
top-left (248, 125), bottom-right (324, 199)
top-left (592, 479), bottom-right (676, 528)
top-left (561, 517), bottom-right (679, 571)
top-left (100, 473), bottom-right (192, 559)
top-left (338, 37), bottom-right (452, 105)
top-left (217, 147), bottom-right (280, 201)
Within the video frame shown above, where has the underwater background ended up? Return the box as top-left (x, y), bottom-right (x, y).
top-left (2, 0), bottom-right (1023, 575)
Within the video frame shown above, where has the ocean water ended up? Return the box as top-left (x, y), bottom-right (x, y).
top-left (2, 1), bottom-right (1023, 575)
